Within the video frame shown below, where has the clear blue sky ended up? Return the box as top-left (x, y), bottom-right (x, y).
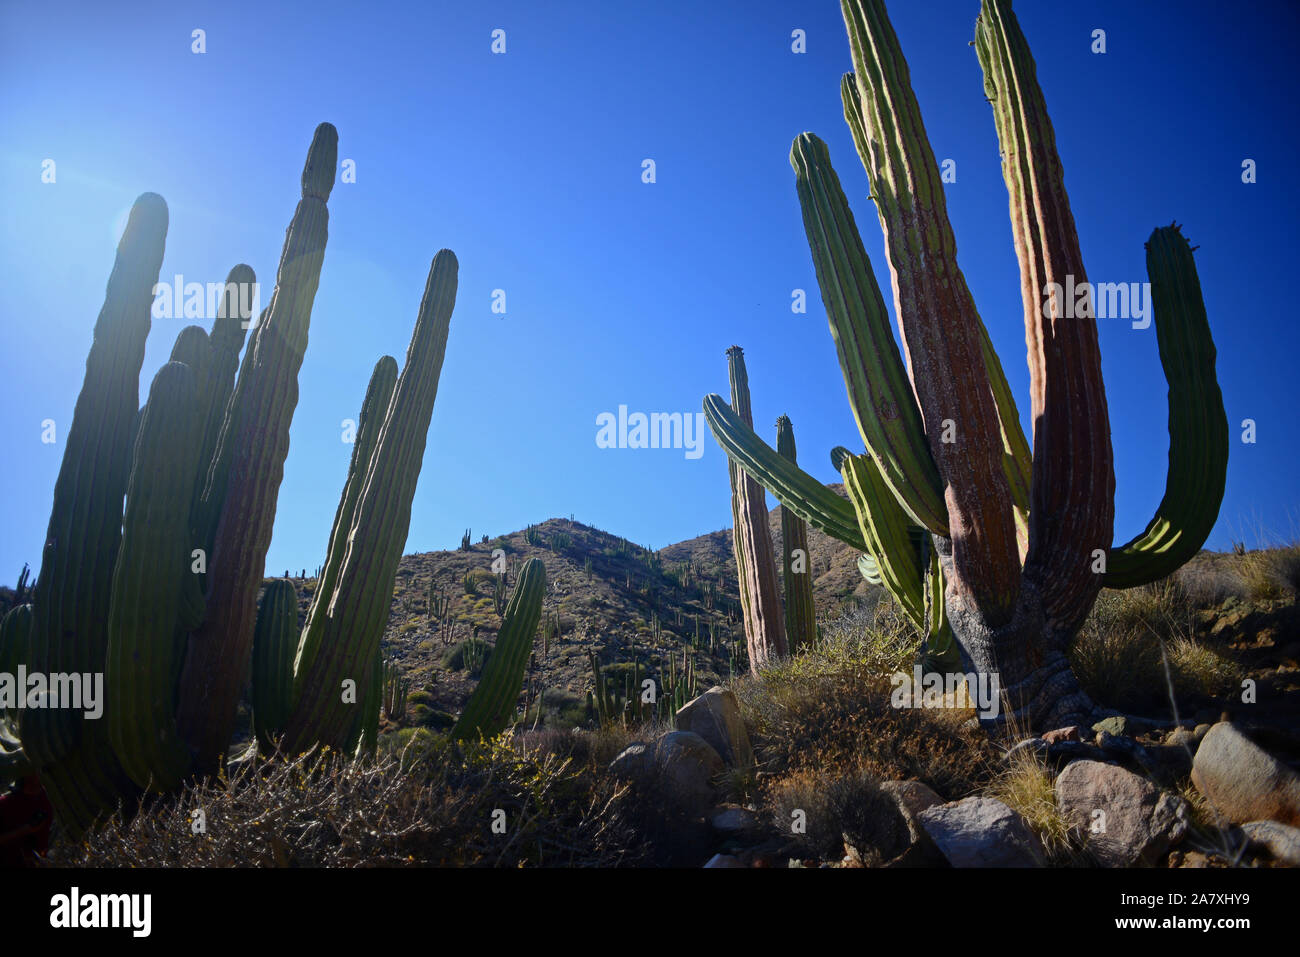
top-left (2, 0), bottom-right (1296, 579)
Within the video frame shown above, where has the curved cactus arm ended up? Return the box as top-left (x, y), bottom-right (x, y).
top-left (790, 132), bottom-right (948, 536)
top-left (0, 605), bottom-right (34, 780)
top-left (1104, 226), bottom-right (1228, 588)
top-left (23, 191), bottom-right (169, 769)
top-left (975, 0), bottom-right (1115, 632)
top-left (251, 579), bottom-right (300, 752)
top-left (840, 1), bottom-right (1022, 621)
top-left (703, 394), bottom-right (867, 551)
top-left (105, 361), bottom-right (206, 792)
top-left (452, 558), bottom-right (546, 740)
top-left (837, 448), bottom-right (929, 631)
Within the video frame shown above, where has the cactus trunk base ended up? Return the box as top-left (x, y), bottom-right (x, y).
top-left (937, 542), bottom-right (1096, 732)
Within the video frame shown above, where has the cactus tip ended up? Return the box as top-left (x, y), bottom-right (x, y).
top-left (302, 123), bottom-right (339, 200)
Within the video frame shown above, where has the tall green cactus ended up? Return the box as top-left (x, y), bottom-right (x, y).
top-left (177, 122), bottom-right (338, 770)
top-left (723, 347), bottom-right (787, 674)
top-left (701, 0), bottom-right (1227, 730)
top-left (452, 557), bottom-right (546, 740)
top-left (105, 361), bottom-right (206, 791)
top-left (284, 250), bottom-right (459, 754)
top-left (775, 416), bottom-right (816, 654)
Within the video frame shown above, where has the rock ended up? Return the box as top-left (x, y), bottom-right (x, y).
top-left (917, 797), bottom-right (1045, 868)
top-left (1004, 738), bottom-right (1046, 761)
top-left (1055, 759), bottom-right (1189, 866)
top-left (1165, 727), bottom-right (1198, 751)
top-left (1093, 716), bottom-right (1131, 737)
top-left (1193, 724), bottom-right (1212, 741)
top-left (1042, 726), bottom-right (1083, 745)
top-left (608, 742), bottom-right (656, 783)
top-left (654, 731), bottom-right (725, 815)
top-left (1240, 820), bottom-right (1300, 866)
top-left (879, 780), bottom-right (947, 866)
top-left (703, 853), bottom-right (744, 868)
top-left (1191, 722), bottom-right (1300, 826)
top-left (710, 805), bottom-right (761, 835)
top-left (675, 687), bottom-right (754, 769)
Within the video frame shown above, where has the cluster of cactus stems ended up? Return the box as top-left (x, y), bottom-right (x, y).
top-left (587, 643), bottom-right (697, 727)
top-left (3, 122), bottom-right (473, 831)
top-left (702, 0), bottom-right (1227, 730)
top-left (723, 346), bottom-right (788, 674)
top-left (381, 657), bottom-right (409, 722)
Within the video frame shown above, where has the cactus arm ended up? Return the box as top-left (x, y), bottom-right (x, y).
top-left (22, 192), bottom-right (169, 769)
top-left (105, 361), bottom-right (206, 791)
top-left (283, 250), bottom-right (458, 752)
top-left (702, 394), bottom-right (867, 551)
top-left (1104, 226), bottom-right (1228, 588)
top-left (452, 558), bottom-right (546, 739)
top-left (775, 416), bottom-right (818, 654)
top-left (975, 0), bottom-right (1115, 633)
top-left (837, 448), bottom-right (930, 631)
top-left (176, 123), bottom-right (338, 770)
top-left (977, 318), bottom-right (1032, 560)
top-left (251, 579), bottom-right (299, 752)
top-left (840, 0), bottom-right (1021, 622)
top-left (722, 347), bottom-right (788, 672)
top-left (290, 354), bottom-right (398, 703)
top-left (790, 132), bottom-right (948, 536)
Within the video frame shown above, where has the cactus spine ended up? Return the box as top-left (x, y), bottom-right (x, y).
top-left (723, 346), bottom-right (787, 674)
top-left (775, 416), bottom-right (816, 654)
top-left (452, 557), bottom-right (546, 740)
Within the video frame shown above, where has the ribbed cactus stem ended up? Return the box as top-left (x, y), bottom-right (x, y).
top-left (724, 346), bottom-right (787, 673)
top-left (105, 361), bottom-right (206, 791)
top-left (251, 579), bottom-right (300, 752)
top-left (841, 0), bottom-right (1021, 623)
top-left (23, 192), bottom-right (168, 771)
top-left (775, 416), bottom-right (816, 654)
top-left (452, 558), bottom-right (546, 739)
top-left (283, 250), bottom-right (458, 752)
top-left (975, 0), bottom-right (1116, 634)
top-left (176, 123), bottom-right (337, 770)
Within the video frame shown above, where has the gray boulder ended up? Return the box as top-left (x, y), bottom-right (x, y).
top-left (917, 797), bottom-right (1045, 867)
top-left (1055, 759), bottom-right (1189, 866)
top-left (1191, 722), bottom-right (1300, 826)
top-left (676, 687), bottom-right (754, 769)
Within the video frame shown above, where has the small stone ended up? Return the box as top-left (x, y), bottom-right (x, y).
top-left (1055, 759), bottom-right (1189, 866)
top-left (1042, 726), bottom-right (1083, 745)
top-left (1240, 820), bottom-right (1300, 865)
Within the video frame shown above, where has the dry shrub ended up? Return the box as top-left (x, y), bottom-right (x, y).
top-left (766, 764), bottom-right (908, 863)
top-left (44, 735), bottom-right (648, 867)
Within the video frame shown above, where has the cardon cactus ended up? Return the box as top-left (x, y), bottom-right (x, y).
top-left (13, 122), bottom-right (468, 831)
top-left (177, 122), bottom-right (338, 770)
top-left (775, 416), bottom-right (816, 654)
top-left (701, 0), bottom-right (1227, 730)
top-left (283, 249), bottom-right (459, 754)
top-left (452, 557), bottom-right (546, 740)
top-left (722, 346), bottom-right (787, 674)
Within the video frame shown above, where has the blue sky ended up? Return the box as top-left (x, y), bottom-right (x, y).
top-left (2, 0), bottom-right (1296, 579)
